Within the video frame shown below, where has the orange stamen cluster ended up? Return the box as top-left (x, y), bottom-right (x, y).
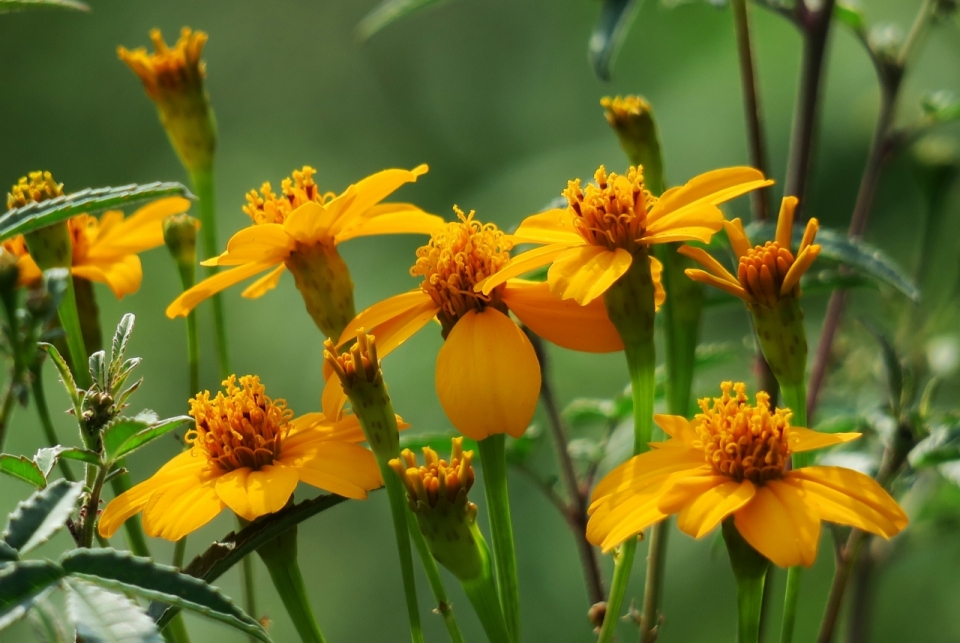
top-left (117, 28), bottom-right (208, 100)
top-left (7, 171), bottom-right (64, 210)
top-left (411, 207), bottom-right (511, 324)
top-left (390, 437), bottom-right (476, 508)
top-left (185, 375), bottom-right (291, 472)
top-left (243, 166), bottom-right (335, 226)
top-left (600, 96), bottom-right (650, 128)
top-left (323, 331), bottom-right (380, 387)
top-left (563, 166), bottom-right (655, 251)
top-left (738, 242), bottom-right (798, 307)
top-left (694, 382), bottom-right (791, 484)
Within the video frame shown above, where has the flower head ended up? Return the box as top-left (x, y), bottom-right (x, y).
top-left (7, 171), bottom-right (64, 210)
top-left (681, 196), bottom-right (821, 307)
top-left (476, 165), bottom-right (772, 306)
top-left (99, 375), bottom-right (382, 541)
top-left (587, 382), bottom-right (907, 567)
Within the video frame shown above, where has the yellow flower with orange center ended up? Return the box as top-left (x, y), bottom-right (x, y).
top-left (322, 208), bottom-right (625, 441)
top-left (680, 196), bottom-right (821, 306)
top-left (5, 171), bottom-right (190, 297)
top-left (587, 382), bottom-right (908, 567)
top-left (476, 165), bottom-right (772, 306)
top-left (166, 165), bottom-right (443, 337)
top-left (99, 375), bottom-right (383, 541)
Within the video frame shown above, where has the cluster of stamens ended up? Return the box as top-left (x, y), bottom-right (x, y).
top-left (411, 207), bottom-right (511, 326)
top-left (693, 382), bottom-right (792, 484)
top-left (7, 171), bottom-right (64, 210)
top-left (323, 331), bottom-right (381, 388)
top-left (563, 166), bottom-right (655, 251)
top-left (117, 28), bottom-right (208, 99)
top-left (390, 437), bottom-right (476, 509)
top-left (185, 375), bottom-right (291, 471)
top-left (738, 242), bottom-right (798, 307)
top-left (243, 166), bottom-right (335, 226)
top-left (600, 95), bottom-right (650, 129)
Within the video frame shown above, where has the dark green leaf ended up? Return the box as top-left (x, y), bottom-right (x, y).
top-left (0, 183), bottom-right (191, 243)
top-left (2, 479), bottom-right (82, 554)
top-left (0, 561), bottom-right (64, 629)
top-left (65, 578), bottom-right (162, 643)
top-left (0, 0), bottom-right (89, 12)
top-left (562, 398), bottom-right (617, 427)
top-left (589, 0), bottom-right (643, 81)
top-left (860, 318), bottom-right (904, 416)
top-left (102, 416), bottom-right (191, 463)
top-left (0, 455), bottom-right (46, 489)
top-left (39, 343), bottom-right (81, 418)
top-left (356, 0), bottom-right (451, 40)
top-left (834, 1), bottom-right (866, 34)
top-left (61, 549), bottom-right (270, 642)
top-left (0, 541), bottom-right (18, 563)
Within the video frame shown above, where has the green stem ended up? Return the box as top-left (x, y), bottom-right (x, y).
top-left (30, 365), bottom-right (75, 480)
top-left (110, 474), bottom-right (151, 557)
top-left (779, 567), bottom-right (803, 643)
top-left (237, 515), bottom-right (258, 642)
top-left (596, 539), bottom-right (638, 643)
top-left (383, 463), bottom-right (425, 643)
top-left (407, 517), bottom-right (467, 643)
top-left (777, 382), bottom-right (807, 643)
top-left (162, 615), bottom-right (192, 643)
top-left (0, 378), bottom-right (19, 454)
top-left (257, 526), bottom-right (326, 643)
top-left (461, 533), bottom-right (513, 643)
top-left (723, 520), bottom-right (769, 643)
top-left (81, 465), bottom-right (109, 548)
top-left (59, 276), bottom-right (92, 390)
top-left (640, 521), bottom-right (669, 642)
top-left (477, 434), bottom-right (521, 643)
top-left (173, 538), bottom-right (187, 569)
top-left (189, 167), bottom-right (231, 379)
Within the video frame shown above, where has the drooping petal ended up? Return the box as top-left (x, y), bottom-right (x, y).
top-left (667, 478), bottom-right (756, 539)
top-left (214, 465), bottom-right (300, 522)
top-left (477, 243), bottom-right (580, 296)
top-left (502, 279), bottom-right (623, 353)
top-left (166, 261), bottom-right (277, 318)
top-left (85, 197), bottom-right (191, 261)
top-left (72, 255), bottom-right (144, 299)
top-left (548, 246), bottom-right (633, 306)
top-left (589, 485), bottom-right (670, 552)
top-left (334, 210), bottom-right (446, 243)
top-left (790, 466), bottom-right (907, 534)
top-left (733, 482), bottom-right (821, 568)
top-left (141, 477), bottom-right (224, 541)
top-left (788, 427), bottom-right (861, 453)
top-left (782, 473), bottom-right (905, 538)
top-left (649, 168), bottom-right (773, 222)
top-left (286, 441), bottom-right (383, 499)
top-left (509, 208), bottom-right (583, 245)
top-left (241, 264), bottom-right (286, 299)
top-left (336, 290), bottom-right (436, 350)
top-left (435, 308), bottom-right (540, 440)
top-left (206, 224), bottom-right (292, 266)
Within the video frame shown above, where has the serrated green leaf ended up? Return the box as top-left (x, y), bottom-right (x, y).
top-left (65, 578), bottom-right (162, 643)
top-left (2, 479), bottom-right (82, 554)
top-left (0, 183), bottom-right (191, 243)
top-left (109, 314), bottom-right (135, 384)
top-left (0, 561), bottom-right (64, 630)
top-left (589, 0), bottom-right (643, 81)
top-left (356, 0), bottom-right (451, 40)
top-left (745, 222), bottom-right (920, 302)
top-left (0, 455), bottom-right (46, 489)
top-left (102, 416), bottom-right (191, 463)
top-left (39, 343), bottom-right (81, 417)
top-left (0, 0), bottom-right (89, 13)
top-left (834, 1), bottom-right (866, 34)
top-left (0, 541), bottom-right (18, 563)
top-left (60, 549), bottom-right (270, 642)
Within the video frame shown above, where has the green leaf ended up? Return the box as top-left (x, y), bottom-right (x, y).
top-left (2, 479), bottom-right (82, 554)
top-left (745, 222), bottom-right (920, 302)
top-left (834, 1), bottom-right (866, 35)
top-left (102, 416), bottom-right (191, 463)
top-left (0, 541), bottom-right (18, 563)
top-left (108, 314), bottom-right (135, 384)
top-left (0, 455), bottom-right (46, 489)
top-left (33, 447), bottom-right (100, 478)
top-left (0, 0), bottom-right (89, 13)
top-left (356, 0), bottom-right (451, 40)
top-left (39, 343), bottom-right (81, 418)
top-left (589, 0), bottom-right (643, 81)
top-left (60, 549), bottom-right (270, 642)
top-left (0, 561), bottom-right (65, 630)
top-left (65, 578), bottom-right (162, 643)
top-left (860, 318), bottom-right (904, 416)
top-left (922, 90), bottom-right (960, 124)
top-left (28, 597), bottom-right (69, 643)
top-left (562, 398), bottom-right (617, 428)
top-left (0, 183), bottom-right (191, 243)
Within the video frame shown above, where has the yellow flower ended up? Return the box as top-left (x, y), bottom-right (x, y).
top-left (323, 208), bottom-right (625, 441)
top-left (587, 382), bottom-right (907, 567)
top-left (165, 166), bottom-right (442, 328)
top-left (99, 375), bottom-right (383, 541)
top-left (6, 171), bottom-right (190, 297)
top-left (476, 165), bottom-right (773, 306)
top-left (680, 196), bottom-right (821, 306)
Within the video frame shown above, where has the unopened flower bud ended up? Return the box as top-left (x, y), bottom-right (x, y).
top-left (163, 213), bottom-right (200, 290)
top-left (7, 172), bottom-right (72, 271)
top-left (601, 96), bottom-right (666, 195)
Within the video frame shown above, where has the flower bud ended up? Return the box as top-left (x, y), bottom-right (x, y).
top-left (163, 213), bottom-right (200, 289)
top-left (601, 96), bottom-right (665, 195)
top-left (7, 172), bottom-right (72, 271)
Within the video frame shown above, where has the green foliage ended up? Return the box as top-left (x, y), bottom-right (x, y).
top-left (64, 578), bottom-right (163, 643)
top-left (922, 90), bottom-right (960, 123)
top-left (589, 0), bottom-right (644, 81)
top-left (834, 1), bottom-right (867, 36)
top-left (0, 0), bottom-right (88, 13)
top-left (0, 562), bottom-right (64, 629)
top-left (860, 319), bottom-right (905, 416)
top-left (0, 455), bottom-right (46, 489)
top-left (101, 415), bottom-right (192, 463)
top-left (2, 480), bottom-right (82, 555)
top-left (356, 0), bottom-right (451, 40)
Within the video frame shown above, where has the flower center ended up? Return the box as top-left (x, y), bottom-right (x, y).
top-left (185, 375), bottom-right (291, 472)
top-left (563, 165), bottom-right (656, 251)
top-left (243, 166), bottom-right (335, 226)
top-left (411, 207), bottom-right (511, 331)
top-left (694, 382), bottom-right (791, 484)
top-left (7, 171), bottom-right (64, 211)
top-left (737, 242), bottom-right (798, 307)
top-left (393, 437), bottom-right (476, 508)
top-left (117, 28), bottom-right (208, 100)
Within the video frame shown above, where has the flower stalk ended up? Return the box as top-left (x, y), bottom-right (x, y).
top-left (723, 519), bottom-right (769, 643)
top-left (256, 525), bottom-right (327, 643)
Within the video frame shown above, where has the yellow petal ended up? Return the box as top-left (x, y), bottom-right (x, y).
top-left (782, 473), bottom-right (905, 538)
top-left (213, 224), bottom-right (293, 266)
top-left (685, 268), bottom-right (751, 302)
top-left (590, 450), bottom-right (707, 506)
top-left (780, 244), bottom-right (821, 295)
top-left (643, 204), bottom-right (724, 238)
top-left (241, 264), bottom-right (286, 299)
top-left (502, 279), bottom-right (623, 353)
top-left (589, 486), bottom-right (669, 552)
top-left (653, 414), bottom-right (698, 444)
top-left (775, 196), bottom-right (799, 249)
top-left (336, 290), bottom-right (436, 354)
top-left (670, 478), bottom-right (756, 539)
top-left (733, 483), bottom-right (821, 568)
top-left (72, 255), bottom-right (143, 299)
top-left (650, 167), bottom-right (772, 222)
top-left (477, 243), bottom-right (580, 296)
top-left (331, 165), bottom-right (429, 233)
top-left (283, 201), bottom-right (335, 244)
top-left (287, 412), bottom-right (366, 444)
top-left (677, 245), bottom-right (738, 283)
top-left (509, 208), bottom-right (583, 245)
top-left (435, 308), bottom-right (540, 440)
top-left (641, 225), bottom-right (723, 246)
top-left (141, 477), bottom-right (224, 541)
top-left (723, 219), bottom-right (752, 259)
top-left (16, 255), bottom-right (41, 286)
top-left (790, 466), bottom-right (907, 533)
top-left (214, 465), bottom-right (299, 522)
top-left (321, 375), bottom-right (349, 422)
top-left (548, 246), bottom-right (633, 306)
top-left (86, 197), bottom-right (191, 261)
top-left (799, 218), bottom-right (819, 254)
top-left (789, 427), bottom-right (861, 453)
top-left (286, 441), bottom-right (383, 499)
top-left (334, 210), bottom-right (446, 243)
top-left (166, 261), bottom-right (276, 318)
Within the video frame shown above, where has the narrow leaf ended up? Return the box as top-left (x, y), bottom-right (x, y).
top-left (0, 183), bottom-right (191, 242)
top-left (2, 479), bottom-right (82, 554)
top-left (39, 343), bottom-right (82, 418)
top-left (109, 314), bottom-right (135, 382)
top-left (860, 318), bottom-right (904, 416)
top-left (589, 0), bottom-right (643, 81)
top-left (0, 561), bottom-right (64, 630)
top-left (834, 1), bottom-right (866, 35)
top-left (0, 455), bottom-right (46, 489)
top-left (0, 0), bottom-right (89, 12)
top-left (356, 0), bottom-right (451, 40)
top-left (107, 416), bottom-right (192, 462)
top-left (61, 549), bottom-right (270, 642)
top-left (65, 579), bottom-right (162, 643)
top-left (28, 598), bottom-right (70, 643)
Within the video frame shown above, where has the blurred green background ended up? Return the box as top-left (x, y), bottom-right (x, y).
top-left (1, 0), bottom-right (959, 641)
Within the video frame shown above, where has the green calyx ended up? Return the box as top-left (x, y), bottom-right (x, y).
top-left (749, 296), bottom-right (807, 389)
top-left (286, 242), bottom-right (357, 340)
top-left (24, 221), bottom-right (73, 271)
top-left (411, 493), bottom-right (486, 583)
top-left (156, 89), bottom-right (217, 175)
